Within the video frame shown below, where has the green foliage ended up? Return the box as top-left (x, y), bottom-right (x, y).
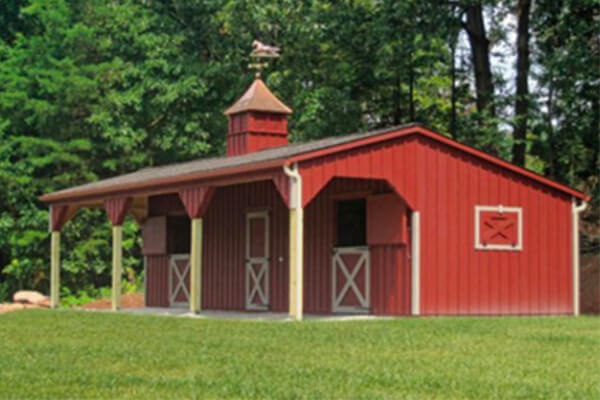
top-left (0, 0), bottom-right (596, 299)
top-left (530, 0), bottom-right (599, 186)
top-left (59, 288), bottom-right (95, 308)
top-left (0, 281), bottom-right (10, 302)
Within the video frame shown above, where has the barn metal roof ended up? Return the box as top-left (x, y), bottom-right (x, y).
top-left (40, 122), bottom-right (588, 203)
top-left (40, 124), bottom-right (420, 203)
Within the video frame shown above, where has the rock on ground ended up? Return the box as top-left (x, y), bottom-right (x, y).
top-left (13, 290), bottom-right (50, 307)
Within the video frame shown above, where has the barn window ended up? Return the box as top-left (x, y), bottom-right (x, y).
top-left (475, 205), bottom-right (522, 251)
top-left (336, 198), bottom-right (366, 247)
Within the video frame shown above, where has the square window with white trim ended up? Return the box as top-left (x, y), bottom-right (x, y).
top-left (475, 205), bottom-right (523, 251)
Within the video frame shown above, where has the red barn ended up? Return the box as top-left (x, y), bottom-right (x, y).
top-left (41, 77), bottom-right (589, 319)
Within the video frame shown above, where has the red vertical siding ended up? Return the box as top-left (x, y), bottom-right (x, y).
top-left (178, 186), bottom-right (215, 219)
top-left (104, 197), bottom-right (132, 226)
top-left (299, 134), bottom-right (574, 315)
top-left (50, 204), bottom-right (69, 231)
top-left (370, 245), bottom-right (410, 315)
top-left (202, 180), bottom-right (289, 311)
top-left (303, 178), bottom-right (409, 315)
top-left (144, 130), bottom-right (573, 316)
top-left (226, 112), bottom-right (288, 156)
top-left (145, 255), bottom-right (169, 307)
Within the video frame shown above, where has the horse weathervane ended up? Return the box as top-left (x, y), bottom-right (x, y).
top-left (249, 40), bottom-right (280, 78)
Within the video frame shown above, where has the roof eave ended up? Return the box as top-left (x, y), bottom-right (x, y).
top-left (39, 158), bottom-right (288, 205)
top-left (223, 107), bottom-right (292, 116)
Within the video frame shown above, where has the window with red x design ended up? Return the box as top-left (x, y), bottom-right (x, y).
top-left (475, 206), bottom-right (522, 250)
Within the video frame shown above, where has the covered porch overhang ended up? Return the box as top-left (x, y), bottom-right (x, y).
top-left (42, 165), bottom-right (422, 320)
top-left (41, 160), bottom-right (309, 319)
top-left (40, 124), bottom-right (434, 321)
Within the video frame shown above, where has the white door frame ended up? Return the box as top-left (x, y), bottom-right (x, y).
top-left (169, 254), bottom-right (190, 307)
top-left (332, 246), bottom-right (370, 313)
top-left (246, 211), bottom-right (270, 310)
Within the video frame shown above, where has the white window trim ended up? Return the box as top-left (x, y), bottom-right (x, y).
top-left (475, 205), bottom-right (523, 251)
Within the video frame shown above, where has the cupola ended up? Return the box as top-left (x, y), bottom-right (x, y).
top-left (224, 78), bottom-right (292, 156)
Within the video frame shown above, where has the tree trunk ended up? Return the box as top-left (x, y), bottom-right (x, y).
top-left (464, 2), bottom-right (495, 118)
top-left (590, 94), bottom-right (599, 175)
top-left (512, 0), bottom-right (532, 166)
top-left (393, 69), bottom-right (402, 124)
top-left (545, 73), bottom-right (556, 178)
top-left (450, 34), bottom-right (458, 138)
top-left (408, 51), bottom-right (415, 121)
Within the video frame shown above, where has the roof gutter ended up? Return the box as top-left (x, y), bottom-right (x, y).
top-left (572, 198), bottom-right (588, 316)
top-left (39, 158), bottom-right (287, 205)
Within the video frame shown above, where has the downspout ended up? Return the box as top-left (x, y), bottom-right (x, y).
top-left (283, 162), bottom-right (303, 320)
top-left (572, 198), bottom-right (587, 316)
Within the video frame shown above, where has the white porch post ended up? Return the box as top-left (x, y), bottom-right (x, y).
top-left (104, 197), bottom-right (132, 312)
top-left (411, 211), bottom-right (420, 316)
top-left (112, 225), bottom-right (123, 311)
top-left (50, 231), bottom-right (61, 308)
top-left (178, 186), bottom-right (214, 315)
top-left (190, 218), bottom-right (203, 313)
top-left (49, 204), bottom-right (71, 309)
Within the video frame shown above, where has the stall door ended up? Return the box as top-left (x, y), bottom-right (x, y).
top-left (246, 211), bottom-right (270, 310)
top-left (332, 247), bottom-right (370, 313)
top-left (332, 198), bottom-right (370, 313)
top-left (169, 254), bottom-right (190, 307)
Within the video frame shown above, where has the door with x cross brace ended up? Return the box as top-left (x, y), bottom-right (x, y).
top-left (246, 211), bottom-right (270, 310)
top-left (169, 254), bottom-right (190, 307)
top-left (332, 247), bottom-right (370, 313)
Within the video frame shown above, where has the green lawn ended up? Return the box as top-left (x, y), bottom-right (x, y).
top-left (0, 311), bottom-right (598, 399)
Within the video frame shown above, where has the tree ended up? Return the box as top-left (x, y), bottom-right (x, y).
top-left (462, 0), bottom-right (496, 119)
top-left (512, 0), bottom-right (531, 166)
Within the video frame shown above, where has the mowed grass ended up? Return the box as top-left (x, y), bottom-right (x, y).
top-left (0, 311), bottom-right (598, 399)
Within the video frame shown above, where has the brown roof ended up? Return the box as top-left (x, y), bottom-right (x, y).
top-left (224, 78), bottom-right (292, 115)
top-left (39, 122), bottom-right (589, 203)
top-left (40, 124), bottom-right (419, 203)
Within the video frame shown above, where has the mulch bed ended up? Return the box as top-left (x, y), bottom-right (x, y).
top-left (81, 293), bottom-right (145, 310)
top-left (1, 293), bottom-right (145, 314)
